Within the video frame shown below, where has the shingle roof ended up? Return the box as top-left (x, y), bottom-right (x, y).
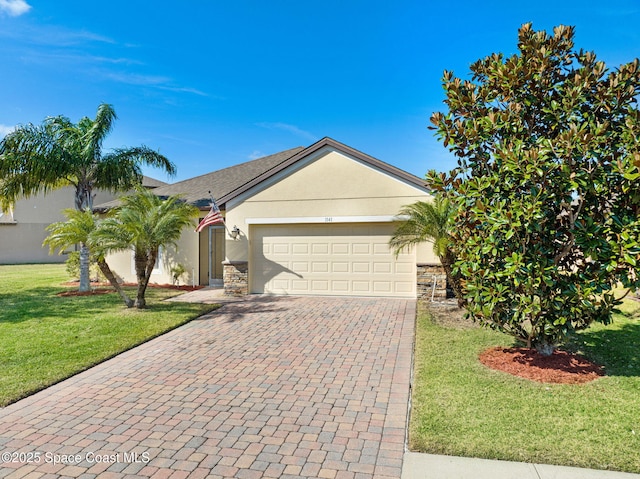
top-left (95, 146), bottom-right (304, 211)
top-left (94, 137), bottom-right (428, 212)
top-left (216, 137), bottom-right (428, 205)
top-left (142, 176), bottom-right (169, 188)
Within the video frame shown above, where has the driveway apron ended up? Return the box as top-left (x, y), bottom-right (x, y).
top-left (0, 296), bottom-right (415, 478)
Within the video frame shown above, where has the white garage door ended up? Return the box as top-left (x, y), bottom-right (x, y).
top-left (251, 223), bottom-right (415, 297)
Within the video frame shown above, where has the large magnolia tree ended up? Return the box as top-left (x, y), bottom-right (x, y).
top-left (429, 24), bottom-right (640, 355)
top-left (0, 103), bottom-right (176, 292)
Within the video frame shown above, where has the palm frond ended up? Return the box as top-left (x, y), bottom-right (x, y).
top-left (82, 103), bottom-right (116, 161)
top-left (389, 196), bottom-right (455, 258)
top-left (43, 209), bottom-right (96, 254)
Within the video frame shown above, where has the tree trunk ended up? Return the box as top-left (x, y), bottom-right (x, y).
top-left (78, 242), bottom-right (91, 292)
top-left (133, 250), bottom-right (149, 309)
top-left (441, 251), bottom-right (465, 308)
top-left (75, 185), bottom-right (93, 293)
top-left (96, 258), bottom-right (133, 308)
top-left (535, 341), bottom-right (556, 356)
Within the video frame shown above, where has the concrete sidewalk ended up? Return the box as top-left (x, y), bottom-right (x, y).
top-left (402, 452), bottom-right (640, 479)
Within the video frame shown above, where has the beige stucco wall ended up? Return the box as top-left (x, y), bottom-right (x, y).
top-left (104, 230), bottom-right (201, 286)
top-left (0, 187), bottom-right (118, 264)
top-left (224, 147), bottom-right (438, 264)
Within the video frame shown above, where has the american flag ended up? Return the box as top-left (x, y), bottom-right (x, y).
top-left (195, 199), bottom-right (224, 232)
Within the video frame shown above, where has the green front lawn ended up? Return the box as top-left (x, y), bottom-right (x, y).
top-left (410, 301), bottom-right (640, 473)
top-left (0, 263), bottom-right (218, 407)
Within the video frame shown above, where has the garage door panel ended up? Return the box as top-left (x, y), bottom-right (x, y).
top-left (352, 243), bottom-right (370, 254)
top-left (332, 243), bottom-right (349, 254)
top-left (353, 262), bottom-right (370, 273)
top-left (373, 262), bottom-right (392, 274)
top-left (312, 243), bottom-right (329, 254)
top-left (291, 279), bottom-right (309, 291)
top-left (332, 262), bottom-right (349, 273)
top-left (331, 280), bottom-right (349, 291)
top-left (311, 280), bottom-right (329, 291)
top-left (373, 281), bottom-right (392, 292)
top-left (292, 262), bottom-right (309, 273)
top-left (352, 281), bottom-right (372, 293)
top-left (292, 243), bottom-right (309, 255)
top-left (311, 262), bottom-right (329, 273)
top-left (251, 223), bottom-right (416, 297)
top-left (373, 243), bottom-right (391, 255)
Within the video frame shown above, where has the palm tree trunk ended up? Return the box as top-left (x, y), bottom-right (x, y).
top-left (133, 250), bottom-right (149, 309)
top-left (96, 258), bottom-right (133, 308)
top-left (75, 186), bottom-right (93, 293)
top-left (78, 242), bottom-right (91, 292)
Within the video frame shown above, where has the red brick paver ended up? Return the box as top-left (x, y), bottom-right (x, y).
top-left (0, 296), bottom-right (415, 478)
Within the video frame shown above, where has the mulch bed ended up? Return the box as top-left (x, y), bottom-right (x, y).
top-left (479, 346), bottom-right (605, 384)
top-left (57, 288), bottom-right (115, 297)
top-left (58, 282), bottom-right (203, 297)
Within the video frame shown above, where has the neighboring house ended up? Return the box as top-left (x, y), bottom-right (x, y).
top-left (0, 177), bottom-right (167, 264)
top-left (100, 137), bottom-right (440, 298)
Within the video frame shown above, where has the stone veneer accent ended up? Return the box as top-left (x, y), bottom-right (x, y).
top-left (223, 261), bottom-right (248, 296)
top-left (417, 263), bottom-right (447, 300)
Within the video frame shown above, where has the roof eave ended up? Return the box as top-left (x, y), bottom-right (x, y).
top-left (217, 137), bottom-right (428, 205)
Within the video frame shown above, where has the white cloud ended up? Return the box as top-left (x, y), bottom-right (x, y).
top-left (103, 72), bottom-right (208, 96)
top-left (0, 0), bottom-right (31, 17)
top-left (0, 124), bottom-right (15, 138)
top-left (256, 122), bottom-right (317, 141)
top-left (248, 150), bottom-right (265, 160)
top-left (105, 72), bottom-right (172, 86)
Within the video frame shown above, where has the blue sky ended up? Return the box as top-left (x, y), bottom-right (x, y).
top-left (1, 1), bottom-right (639, 183)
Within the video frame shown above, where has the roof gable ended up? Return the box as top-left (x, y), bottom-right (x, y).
top-left (219, 137), bottom-right (427, 205)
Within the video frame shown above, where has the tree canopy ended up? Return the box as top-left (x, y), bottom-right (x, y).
top-left (390, 196), bottom-right (463, 305)
top-left (0, 103), bottom-right (176, 291)
top-left (94, 188), bottom-right (198, 308)
top-left (428, 23), bottom-right (640, 354)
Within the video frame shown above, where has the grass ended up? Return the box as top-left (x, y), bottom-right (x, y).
top-left (410, 299), bottom-right (640, 473)
top-left (0, 263), bottom-right (218, 407)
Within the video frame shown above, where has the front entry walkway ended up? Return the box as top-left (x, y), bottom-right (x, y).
top-left (0, 296), bottom-right (415, 478)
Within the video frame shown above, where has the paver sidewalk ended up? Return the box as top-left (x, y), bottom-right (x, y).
top-left (0, 296), bottom-right (415, 478)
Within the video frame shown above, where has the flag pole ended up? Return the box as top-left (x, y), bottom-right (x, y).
top-left (208, 190), bottom-right (231, 235)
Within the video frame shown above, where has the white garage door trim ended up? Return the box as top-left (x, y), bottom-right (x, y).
top-left (246, 215), bottom-right (402, 225)
top-left (250, 223), bottom-right (416, 298)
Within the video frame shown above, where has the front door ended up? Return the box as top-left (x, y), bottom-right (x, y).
top-left (209, 225), bottom-right (225, 286)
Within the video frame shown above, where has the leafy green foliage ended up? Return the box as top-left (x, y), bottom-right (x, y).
top-left (0, 103), bottom-right (176, 291)
top-left (428, 24), bottom-right (640, 353)
top-left (390, 196), bottom-right (464, 304)
top-left (44, 208), bottom-right (134, 307)
top-left (94, 188), bottom-right (198, 308)
top-left (171, 263), bottom-right (187, 285)
top-left (64, 251), bottom-right (105, 283)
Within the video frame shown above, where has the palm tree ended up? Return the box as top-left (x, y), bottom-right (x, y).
top-left (94, 188), bottom-right (198, 308)
top-left (43, 209), bottom-right (134, 307)
top-left (390, 196), bottom-right (464, 306)
top-left (0, 103), bottom-right (176, 292)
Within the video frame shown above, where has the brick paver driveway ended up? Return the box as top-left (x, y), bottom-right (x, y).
top-left (0, 296), bottom-right (415, 479)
